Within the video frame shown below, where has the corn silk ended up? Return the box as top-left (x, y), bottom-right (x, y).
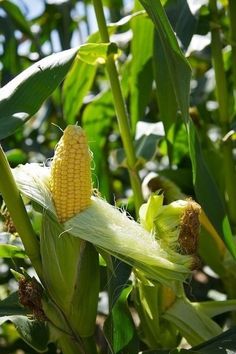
top-left (13, 163), bottom-right (194, 287)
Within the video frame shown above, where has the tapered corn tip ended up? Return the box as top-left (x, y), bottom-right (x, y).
top-left (50, 125), bottom-right (92, 223)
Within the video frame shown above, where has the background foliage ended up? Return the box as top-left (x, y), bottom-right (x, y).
top-left (0, 0), bottom-right (236, 353)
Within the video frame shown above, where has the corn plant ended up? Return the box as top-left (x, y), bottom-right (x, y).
top-left (0, 0), bottom-right (236, 353)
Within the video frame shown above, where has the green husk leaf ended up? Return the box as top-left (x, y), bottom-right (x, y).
top-left (13, 163), bottom-right (55, 215)
top-left (41, 213), bottom-right (99, 337)
top-left (41, 213), bottom-right (82, 313)
top-left (163, 298), bottom-right (221, 346)
top-left (13, 164), bottom-right (192, 287)
top-left (66, 197), bottom-right (192, 285)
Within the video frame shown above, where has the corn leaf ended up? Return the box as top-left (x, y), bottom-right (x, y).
top-left (0, 292), bottom-right (27, 316)
top-left (0, 315), bottom-right (49, 352)
top-left (139, 0), bottom-right (191, 123)
top-left (63, 12), bottom-right (145, 126)
top-left (0, 244), bottom-right (26, 258)
top-left (78, 42), bottom-right (118, 65)
top-left (115, 133), bottom-right (161, 167)
top-left (0, 0), bottom-right (33, 38)
top-left (191, 326), bottom-right (236, 353)
top-left (104, 285), bottom-right (138, 353)
top-left (63, 58), bottom-right (96, 125)
top-left (163, 298), bottom-right (221, 346)
top-left (130, 1), bottom-right (154, 133)
top-left (188, 122), bottom-right (236, 258)
top-left (82, 89), bottom-right (115, 200)
top-left (165, 0), bottom-right (197, 51)
top-left (193, 300), bottom-right (236, 319)
top-left (0, 48), bottom-right (78, 140)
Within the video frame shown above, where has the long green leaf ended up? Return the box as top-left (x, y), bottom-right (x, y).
top-left (0, 292), bottom-right (27, 316)
top-left (82, 89), bottom-right (115, 199)
top-left (104, 285), bottom-right (137, 353)
top-left (0, 0), bottom-right (33, 38)
top-left (63, 12), bottom-right (145, 125)
top-left (188, 122), bottom-right (236, 258)
top-left (163, 298), bottom-right (221, 346)
top-left (63, 58), bottom-right (96, 124)
top-left (153, 30), bottom-right (178, 162)
top-left (165, 0), bottom-right (197, 51)
top-left (193, 300), bottom-right (236, 318)
top-left (139, 0), bottom-right (191, 122)
top-left (142, 0), bottom-right (191, 163)
top-left (0, 315), bottom-right (49, 352)
top-left (79, 42), bottom-right (118, 65)
top-left (130, 1), bottom-right (154, 133)
top-left (0, 47), bottom-right (78, 139)
top-left (192, 326), bottom-right (236, 354)
top-left (0, 244), bottom-right (26, 258)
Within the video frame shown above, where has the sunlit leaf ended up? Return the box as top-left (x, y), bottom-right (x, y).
top-left (63, 58), bottom-right (96, 124)
top-left (78, 42), bottom-right (118, 65)
top-left (0, 48), bottom-right (78, 139)
top-left (130, 1), bottom-right (154, 132)
top-left (139, 0), bottom-right (191, 122)
top-left (0, 244), bottom-right (26, 258)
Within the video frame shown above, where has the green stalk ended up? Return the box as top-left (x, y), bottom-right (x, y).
top-left (228, 0), bottom-right (236, 95)
top-left (92, 0), bottom-right (143, 214)
top-left (59, 334), bottom-right (98, 354)
top-left (0, 146), bottom-right (43, 278)
top-left (209, 0), bottom-right (236, 227)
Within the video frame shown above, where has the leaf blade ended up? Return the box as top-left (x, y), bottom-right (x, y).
top-left (0, 48), bottom-right (78, 139)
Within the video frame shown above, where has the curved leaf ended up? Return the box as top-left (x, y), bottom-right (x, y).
top-left (0, 47), bottom-right (78, 140)
top-left (0, 0), bottom-right (33, 38)
top-left (0, 315), bottom-right (49, 352)
top-left (0, 292), bottom-right (27, 316)
top-left (0, 244), bottom-right (26, 258)
top-left (130, 1), bottom-right (154, 132)
top-left (104, 285), bottom-right (137, 353)
top-left (139, 0), bottom-right (191, 122)
top-left (188, 122), bottom-right (236, 258)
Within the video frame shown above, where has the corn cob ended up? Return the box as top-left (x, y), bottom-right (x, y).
top-left (50, 125), bottom-right (92, 223)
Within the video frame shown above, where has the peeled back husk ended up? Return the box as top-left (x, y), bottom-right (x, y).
top-left (13, 163), bottom-right (193, 287)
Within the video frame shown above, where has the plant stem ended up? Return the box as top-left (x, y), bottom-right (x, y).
top-left (0, 145), bottom-right (43, 279)
top-left (228, 0), bottom-right (236, 97)
top-left (92, 0), bottom-right (144, 214)
top-left (209, 0), bottom-right (236, 227)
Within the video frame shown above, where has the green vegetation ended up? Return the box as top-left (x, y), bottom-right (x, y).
top-left (0, 0), bottom-right (236, 353)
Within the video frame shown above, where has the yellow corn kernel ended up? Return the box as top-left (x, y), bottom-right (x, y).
top-left (50, 125), bottom-right (92, 223)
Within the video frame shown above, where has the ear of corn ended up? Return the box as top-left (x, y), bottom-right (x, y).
top-left (50, 125), bottom-right (92, 223)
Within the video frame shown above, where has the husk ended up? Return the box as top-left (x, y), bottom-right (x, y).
top-left (13, 163), bottom-right (192, 286)
top-left (66, 197), bottom-right (192, 284)
top-left (13, 163), bottom-right (55, 215)
top-left (42, 214), bottom-right (99, 337)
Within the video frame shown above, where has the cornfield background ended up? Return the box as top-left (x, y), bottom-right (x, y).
top-left (0, 0), bottom-right (236, 353)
